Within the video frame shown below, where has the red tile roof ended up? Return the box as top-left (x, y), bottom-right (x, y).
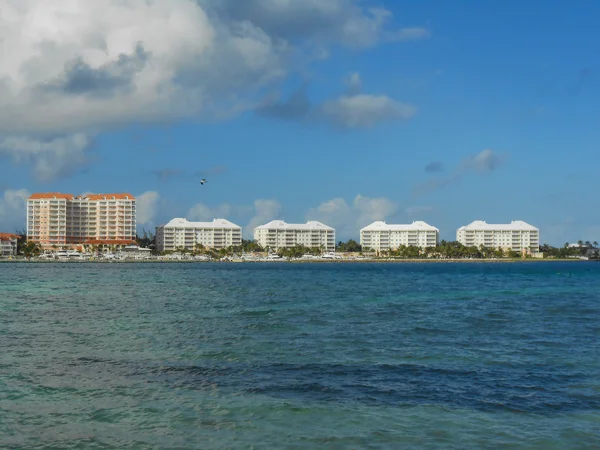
top-left (86, 193), bottom-right (135, 200)
top-left (29, 193), bottom-right (73, 200)
top-left (0, 233), bottom-right (19, 240)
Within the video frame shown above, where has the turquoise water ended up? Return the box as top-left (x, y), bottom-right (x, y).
top-left (1, 262), bottom-right (599, 449)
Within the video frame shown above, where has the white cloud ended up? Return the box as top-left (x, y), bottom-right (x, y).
top-left (246, 199), bottom-right (282, 237)
top-left (136, 191), bottom-right (160, 227)
top-left (307, 194), bottom-right (398, 239)
top-left (0, 0), bottom-right (428, 178)
top-left (469, 148), bottom-right (504, 172)
top-left (0, 134), bottom-right (91, 181)
top-left (0, 188), bottom-right (30, 232)
top-left (210, 1), bottom-right (428, 50)
top-left (184, 198), bottom-right (281, 237)
top-left (320, 94), bottom-right (415, 129)
top-left (187, 203), bottom-right (234, 221)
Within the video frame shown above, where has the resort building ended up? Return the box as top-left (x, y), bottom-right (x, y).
top-left (155, 218), bottom-right (242, 252)
top-left (253, 220), bottom-right (335, 251)
top-left (456, 220), bottom-right (540, 254)
top-left (26, 193), bottom-right (136, 249)
top-left (0, 233), bottom-right (18, 257)
top-left (360, 221), bottom-right (439, 252)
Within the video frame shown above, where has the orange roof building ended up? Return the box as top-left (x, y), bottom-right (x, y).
top-left (0, 233), bottom-right (19, 257)
top-left (27, 193), bottom-right (137, 248)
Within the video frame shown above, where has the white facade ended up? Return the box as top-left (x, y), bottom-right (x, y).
top-left (155, 218), bottom-right (242, 252)
top-left (254, 220), bottom-right (335, 251)
top-left (360, 221), bottom-right (439, 251)
top-left (456, 220), bottom-right (540, 253)
top-left (27, 193), bottom-right (136, 248)
top-left (0, 234), bottom-right (18, 257)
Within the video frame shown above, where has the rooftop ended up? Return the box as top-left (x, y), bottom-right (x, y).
top-left (360, 221), bottom-right (439, 232)
top-left (161, 218), bottom-right (242, 229)
top-left (0, 233), bottom-right (19, 240)
top-left (29, 192), bottom-right (135, 200)
top-left (255, 220), bottom-right (334, 231)
top-left (457, 220), bottom-right (539, 232)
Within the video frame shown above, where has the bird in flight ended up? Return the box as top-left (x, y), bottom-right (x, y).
top-left (200, 178), bottom-right (207, 185)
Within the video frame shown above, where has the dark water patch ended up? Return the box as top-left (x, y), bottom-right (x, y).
top-left (146, 362), bottom-right (600, 414)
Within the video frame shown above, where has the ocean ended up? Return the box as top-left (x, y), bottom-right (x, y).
top-left (1, 262), bottom-right (599, 449)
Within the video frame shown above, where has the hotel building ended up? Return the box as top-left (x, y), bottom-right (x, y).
top-left (0, 233), bottom-right (18, 257)
top-left (26, 193), bottom-right (136, 248)
top-left (456, 220), bottom-right (540, 253)
top-left (360, 221), bottom-right (439, 252)
top-left (155, 218), bottom-right (242, 252)
top-left (254, 220), bottom-right (335, 251)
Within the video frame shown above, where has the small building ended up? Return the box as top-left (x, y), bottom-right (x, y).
top-left (155, 218), bottom-right (242, 252)
top-left (360, 221), bottom-right (439, 252)
top-left (456, 220), bottom-right (540, 254)
top-left (120, 245), bottom-right (153, 258)
top-left (253, 220), bottom-right (335, 252)
top-left (0, 233), bottom-right (18, 257)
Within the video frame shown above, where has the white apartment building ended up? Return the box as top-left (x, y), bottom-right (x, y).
top-left (254, 220), bottom-right (335, 251)
top-left (456, 220), bottom-right (540, 253)
top-left (27, 193), bottom-right (136, 248)
top-left (0, 233), bottom-right (18, 257)
top-left (155, 218), bottom-right (242, 252)
top-left (360, 221), bottom-right (439, 252)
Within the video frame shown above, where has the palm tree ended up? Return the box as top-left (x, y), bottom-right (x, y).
top-left (594, 241), bottom-right (598, 248)
top-left (23, 241), bottom-right (41, 261)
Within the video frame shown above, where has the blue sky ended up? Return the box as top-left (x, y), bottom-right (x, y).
top-left (0, 0), bottom-right (598, 244)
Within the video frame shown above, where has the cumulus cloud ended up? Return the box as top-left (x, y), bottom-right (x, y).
top-left (413, 149), bottom-right (507, 198)
top-left (187, 203), bottom-right (234, 221)
top-left (0, 0), bottom-right (428, 178)
top-left (319, 94), bottom-right (416, 129)
top-left (307, 194), bottom-right (398, 239)
top-left (246, 199), bottom-right (283, 237)
top-left (0, 188), bottom-right (31, 231)
top-left (0, 134), bottom-right (92, 181)
top-left (136, 191), bottom-right (160, 226)
top-left (257, 81), bottom-right (414, 128)
top-left (183, 198), bottom-right (281, 237)
top-left (210, 0), bottom-right (428, 50)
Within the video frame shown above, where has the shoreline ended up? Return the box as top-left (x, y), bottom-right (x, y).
top-left (0, 258), bottom-right (592, 264)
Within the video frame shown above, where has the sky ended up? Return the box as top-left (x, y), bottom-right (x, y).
top-left (0, 0), bottom-right (598, 244)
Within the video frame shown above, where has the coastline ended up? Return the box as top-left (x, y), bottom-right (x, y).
top-left (0, 258), bottom-right (591, 264)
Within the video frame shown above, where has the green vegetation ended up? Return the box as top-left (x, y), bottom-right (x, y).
top-left (136, 229), bottom-right (155, 248)
top-left (540, 243), bottom-right (598, 259)
top-left (336, 239), bottom-right (362, 252)
top-left (277, 245), bottom-right (323, 259)
top-left (22, 241), bottom-right (41, 260)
